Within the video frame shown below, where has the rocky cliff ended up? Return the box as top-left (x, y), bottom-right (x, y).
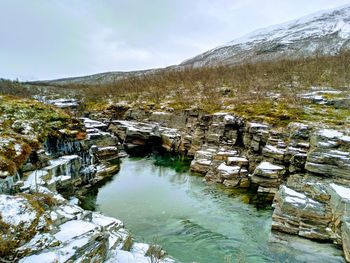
top-left (91, 95), bottom-right (350, 261)
top-left (0, 97), bottom-right (173, 262)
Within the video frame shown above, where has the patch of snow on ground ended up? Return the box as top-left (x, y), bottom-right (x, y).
top-left (318, 129), bottom-right (343, 139)
top-left (54, 220), bottom-right (97, 242)
top-left (14, 143), bottom-right (22, 155)
top-left (0, 195), bottom-right (37, 227)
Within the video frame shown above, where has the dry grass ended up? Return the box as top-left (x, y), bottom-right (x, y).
top-left (1, 52), bottom-right (349, 126)
top-left (0, 193), bottom-right (57, 259)
top-left (0, 96), bottom-right (84, 176)
top-left (53, 51), bottom-right (350, 105)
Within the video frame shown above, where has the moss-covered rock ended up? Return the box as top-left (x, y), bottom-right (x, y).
top-left (0, 95), bottom-right (85, 176)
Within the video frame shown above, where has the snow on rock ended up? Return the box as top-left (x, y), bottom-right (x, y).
top-left (330, 183), bottom-right (350, 201)
top-left (22, 155), bottom-right (83, 190)
top-left (217, 163), bottom-right (241, 175)
top-left (23, 170), bottom-right (48, 189)
top-left (4, 187), bottom-right (175, 263)
top-left (272, 185), bottom-right (332, 241)
top-left (20, 236), bottom-right (93, 263)
top-left (281, 185), bottom-right (312, 205)
top-left (47, 98), bottom-right (79, 109)
top-left (227, 156), bottom-right (248, 166)
top-left (306, 128), bottom-right (350, 179)
top-left (0, 195), bottom-right (37, 228)
top-left (54, 220), bottom-right (97, 242)
top-left (107, 242), bottom-right (175, 263)
top-left (81, 117), bottom-right (107, 130)
top-left (318, 129), bottom-right (344, 139)
top-left (257, 161), bottom-right (284, 171)
top-left (263, 145), bottom-right (285, 155)
top-left (249, 122), bottom-right (269, 130)
top-left (329, 183), bottom-right (350, 221)
top-left (92, 212), bottom-right (123, 230)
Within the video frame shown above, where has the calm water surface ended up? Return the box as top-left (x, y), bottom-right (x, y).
top-left (80, 156), bottom-right (343, 263)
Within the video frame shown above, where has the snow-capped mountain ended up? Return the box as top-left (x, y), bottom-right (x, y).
top-left (35, 4), bottom-right (350, 85)
top-left (181, 4), bottom-right (350, 67)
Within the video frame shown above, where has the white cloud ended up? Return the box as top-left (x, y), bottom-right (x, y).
top-left (1, 0), bottom-right (350, 80)
top-left (90, 27), bottom-right (152, 64)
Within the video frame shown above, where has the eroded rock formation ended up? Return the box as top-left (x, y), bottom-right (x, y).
top-left (96, 106), bottom-right (350, 261)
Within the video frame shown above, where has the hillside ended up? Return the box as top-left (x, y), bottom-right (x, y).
top-left (181, 4), bottom-right (350, 67)
top-left (31, 67), bottom-right (172, 86)
top-left (32, 4), bottom-right (350, 85)
top-left (1, 5), bottom-right (349, 129)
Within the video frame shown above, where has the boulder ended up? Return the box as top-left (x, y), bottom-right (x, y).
top-left (262, 144), bottom-right (285, 163)
top-left (272, 186), bottom-right (332, 241)
top-left (226, 156), bottom-right (249, 167)
top-left (252, 161), bottom-right (285, 179)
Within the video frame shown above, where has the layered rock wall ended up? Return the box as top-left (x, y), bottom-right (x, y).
top-left (97, 106), bottom-right (350, 261)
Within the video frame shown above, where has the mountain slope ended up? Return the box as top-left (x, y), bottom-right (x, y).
top-left (181, 4), bottom-right (350, 67)
top-left (35, 4), bottom-right (350, 85)
top-left (32, 68), bottom-right (170, 86)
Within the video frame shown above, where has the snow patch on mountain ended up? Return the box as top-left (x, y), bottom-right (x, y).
top-left (181, 4), bottom-right (350, 67)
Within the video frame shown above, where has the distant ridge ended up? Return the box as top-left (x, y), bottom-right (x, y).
top-left (181, 4), bottom-right (350, 67)
top-left (36, 4), bottom-right (350, 85)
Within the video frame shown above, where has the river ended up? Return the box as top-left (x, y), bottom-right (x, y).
top-left (79, 155), bottom-right (344, 263)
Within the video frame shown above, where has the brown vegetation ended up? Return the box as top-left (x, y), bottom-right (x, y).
top-left (55, 51), bottom-right (350, 105)
top-left (0, 193), bottom-right (57, 259)
top-left (1, 52), bottom-right (349, 126)
top-left (0, 96), bottom-right (83, 176)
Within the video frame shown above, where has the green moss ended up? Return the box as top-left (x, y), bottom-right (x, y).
top-left (84, 101), bottom-right (109, 111)
top-left (230, 98), bottom-right (304, 127)
top-left (300, 104), bottom-right (350, 127)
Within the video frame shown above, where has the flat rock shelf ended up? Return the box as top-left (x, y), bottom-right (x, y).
top-left (79, 155), bottom-right (344, 263)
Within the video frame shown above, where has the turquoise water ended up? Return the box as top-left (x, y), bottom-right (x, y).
top-left (80, 156), bottom-right (343, 263)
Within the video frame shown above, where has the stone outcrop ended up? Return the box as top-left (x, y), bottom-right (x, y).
top-left (104, 110), bottom-right (314, 201)
top-left (0, 114), bottom-right (174, 262)
top-left (94, 106), bottom-right (350, 261)
top-left (2, 95), bottom-right (350, 261)
top-left (251, 161), bottom-right (286, 200)
top-left (0, 97), bottom-right (178, 262)
top-left (305, 129), bottom-right (350, 181)
top-left (0, 192), bottom-right (173, 263)
top-left (271, 129), bottom-right (350, 261)
top-left (272, 185), bottom-right (332, 241)
top-left (108, 120), bottom-right (181, 154)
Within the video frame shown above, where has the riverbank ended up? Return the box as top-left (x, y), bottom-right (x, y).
top-left (0, 96), bottom-right (173, 262)
top-left (86, 99), bottom-right (350, 262)
top-left (1, 93), bottom-right (350, 262)
top-left (80, 155), bottom-right (344, 262)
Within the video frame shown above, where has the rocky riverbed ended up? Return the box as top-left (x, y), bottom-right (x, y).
top-left (0, 97), bottom-right (173, 262)
top-left (1, 95), bottom-right (350, 262)
top-left (87, 100), bottom-right (350, 261)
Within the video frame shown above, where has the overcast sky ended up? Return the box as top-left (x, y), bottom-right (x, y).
top-left (0, 0), bottom-right (349, 80)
